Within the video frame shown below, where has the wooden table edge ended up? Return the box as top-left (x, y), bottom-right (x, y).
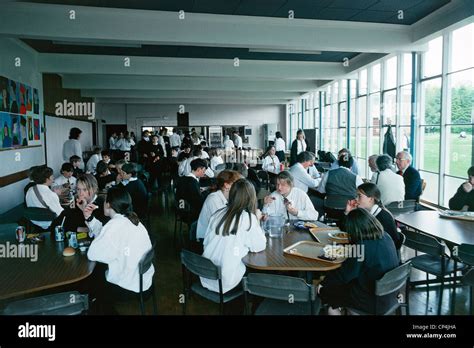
top-left (0, 260), bottom-right (96, 301)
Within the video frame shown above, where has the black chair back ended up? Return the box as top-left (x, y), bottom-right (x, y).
top-left (402, 229), bottom-right (445, 257)
top-left (375, 262), bottom-right (412, 296)
top-left (1, 291), bottom-right (88, 315)
top-left (180, 249), bottom-right (220, 280)
top-left (242, 273), bottom-right (314, 303)
top-left (455, 244), bottom-right (474, 266)
top-left (386, 200), bottom-right (417, 215)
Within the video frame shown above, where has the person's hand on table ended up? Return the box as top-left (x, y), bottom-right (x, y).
top-left (462, 182), bottom-right (473, 193)
top-left (263, 195), bottom-right (275, 205)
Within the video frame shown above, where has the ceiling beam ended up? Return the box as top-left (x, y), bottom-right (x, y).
top-left (38, 54), bottom-right (347, 79)
top-left (0, 2), bottom-right (424, 53)
top-left (81, 89), bottom-right (301, 99)
top-left (412, 0), bottom-right (473, 43)
top-left (62, 75), bottom-right (327, 91)
top-left (95, 98), bottom-right (288, 105)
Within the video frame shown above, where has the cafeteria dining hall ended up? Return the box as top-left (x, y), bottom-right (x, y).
top-left (0, 0), bottom-right (473, 345)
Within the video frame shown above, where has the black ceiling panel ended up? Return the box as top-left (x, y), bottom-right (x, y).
top-left (20, 0), bottom-right (453, 24)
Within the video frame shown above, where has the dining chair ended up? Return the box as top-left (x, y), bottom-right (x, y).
top-left (452, 243), bottom-right (474, 314)
top-left (403, 229), bottom-right (467, 314)
top-left (347, 262), bottom-right (411, 315)
top-left (137, 245), bottom-right (158, 315)
top-left (386, 200), bottom-right (417, 216)
top-left (1, 291), bottom-right (89, 315)
top-left (180, 249), bottom-right (242, 315)
top-left (242, 273), bottom-right (319, 315)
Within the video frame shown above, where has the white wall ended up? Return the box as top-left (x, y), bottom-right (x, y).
top-left (0, 38), bottom-right (44, 214)
top-left (96, 103), bottom-right (286, 149)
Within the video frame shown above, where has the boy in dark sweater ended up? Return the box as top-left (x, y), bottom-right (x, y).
top-left (117, 162), bottom-right (148, 220)
top-left (449, 166), bottom-right (474, 212)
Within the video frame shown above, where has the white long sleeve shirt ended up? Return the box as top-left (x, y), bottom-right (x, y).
top-left (179, 156), bottom-right (214, 178)
top-left (169, 133), bottom-right (181, 148)
top-left (234, 135), bottom-right (243, 149)
top-left (210, 156), bottom-right (224, 171)
top-left (196, 190), bottom-right (227, 240)
top-left (262, 187), bottom-right (319, 221)
top-left (371, 169), bottom-right (406, 206)
top-left (201, 209), bottom-right (266, 294)
top-left (224, 139), bottom-right (234, 150)
top-left (109, 136), bottom-right (116, 150)
top-left (87, 214), bottom-right (154, 293)
top-left (262, 155), bottom-right (281, 174)
top-left (274, 138), bottom-right (286, 152)
top-left (62, 139), bottom-right (82, 163)
top-left (25, 184), bottom-right (64, 229)
top-left (289, 163), bottom-right (321, 193)
top-left (86, 154), bottom-right (102, 173)
top-left (53, 174), bottom-right (77, 192)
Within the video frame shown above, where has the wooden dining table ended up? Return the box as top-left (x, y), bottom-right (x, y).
top-left (0, 233), bottom-right (96, 301)
top-left (242, 221), bottom-right (342, 275)
top-left (395, 210), bottom-right (474, 246)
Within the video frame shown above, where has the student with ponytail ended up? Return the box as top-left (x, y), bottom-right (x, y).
top-left (87, 187), bottom-right (154, 305)
top-left (344, 182), bottom-right (401, 249)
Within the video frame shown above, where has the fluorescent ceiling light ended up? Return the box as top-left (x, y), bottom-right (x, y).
top-left (248, 48), bottom-right (321, 55)
top-left (53, 41), bottom-right (142, 48)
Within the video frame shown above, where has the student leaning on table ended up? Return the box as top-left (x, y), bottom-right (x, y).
top-left (449, 165), bottom-right (474, 212)
top-left (317, 208), bottom-right (399, 315)
top-left (262, 171), bottom-right (319, 221)
top-left (201, 179), bottom-right (266, 294)
top-left (87, 187), bottom-right (154, 306)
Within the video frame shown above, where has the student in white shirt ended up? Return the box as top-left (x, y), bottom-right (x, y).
top-left (262, 146), bottom-right (281, 174)
top-left (86, 147), bottom-right (102, 173)
top-left (197, 170), bottom-right (242, 240)
top-left (289, 151), bottom-right (321, 193)
top-left (62, 127), bottom-right (83, 166)
top-left (233, 131), bottom-right (243, 149)
top-left (169, 128), bottom-right (181, 148)
top-left (209, 148), bottom-right (224, 172)
top-left (371, 154), bottom-right (405, 206)
top-left (109, 132), bottom-right (117, 150)
top-left (25, 166), bottom-right (64, 229)
top-left (274, 131), bottom-right (286, 163)
top-left (179, 149), bottom-right (214, 178)
top-left (223, 135), bottom-right (234, 151)
top-left (201, 179), bottom-right (266, 294)
top-left (87, 187), bottom-right (154, 310)
top-left (54, 162), bottom-right (77, 192)
top-left (262, 171), bottom-right (319, 221)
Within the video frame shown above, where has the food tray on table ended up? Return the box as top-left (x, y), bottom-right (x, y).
top-left (283, 241), bottom-right (346, 264)
top-left (308, 226), bottom-right (341, 243)
top-left (438, 210), bottom-right (474, 222)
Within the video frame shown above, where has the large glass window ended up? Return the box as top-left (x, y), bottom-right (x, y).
top-left (402, 53), bottom-right (412, 85)
top-left (451, 23), bottom-right (474, 72)
top-left (371, 64), bottom-right (381, 92)
top-left (422, 36), bottom-right (443, 78)
top-left (384, 56), bottom-right (397, 90)
top-left (359, 69), bottom-right (368, 95)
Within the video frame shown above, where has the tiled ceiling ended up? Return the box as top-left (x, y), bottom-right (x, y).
top-left (21, 0), bottom-right (451, 24)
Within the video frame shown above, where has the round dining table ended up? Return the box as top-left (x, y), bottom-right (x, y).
top-left (0, 232), bottom-right (96, 301)
top-left (242, 221), bottom-right (342, 275)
